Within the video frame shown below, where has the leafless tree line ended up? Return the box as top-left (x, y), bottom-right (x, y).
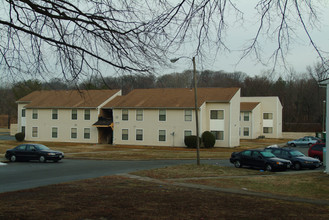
top-left (0, 0), bottom-right (328, 83)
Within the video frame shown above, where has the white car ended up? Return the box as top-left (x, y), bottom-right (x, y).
top-left (287, 137), bottom-right (319, 147)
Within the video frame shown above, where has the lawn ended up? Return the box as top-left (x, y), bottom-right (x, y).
top-left (0, 138), bottom-right (288, 160)
top-left (0, 170), bottom-right (329, 219)
top-left (2, 138), bottom-right (328, 219)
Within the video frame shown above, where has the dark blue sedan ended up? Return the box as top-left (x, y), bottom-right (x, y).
top-left (5, 144), bottom-right (64, 163)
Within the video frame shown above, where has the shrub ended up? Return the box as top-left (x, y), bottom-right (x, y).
top-left (202, 131), bottom-right (215, 148)
top-left (15, 132), bottom-right (25, 142)
top-left (184, 135), bottom-right (201, 148)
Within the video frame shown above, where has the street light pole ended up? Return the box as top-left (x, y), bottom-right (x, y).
top-left (170, 56), bottom-right (200, 165)
top-left (192, 57), bottom-right (200, 165)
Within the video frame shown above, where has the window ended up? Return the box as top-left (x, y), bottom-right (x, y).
top-left (122, 109), bottom-right (128, 121)
top-left (122, 129), bottom-right (128, 140)
top-left (21, 126), bottom-right (25, 134)
top-left (84, 109), bottom-right (90, 120)
top-left (136, 129), bottom-right (143, 141)
top-left (84, 128), bottom-right (90, 139)
top-left (52, 109), bottom-right (58, 120)
top-left (243, 112), bottom-right (249, 121)
top-left (17, 145), bottom-right (26, 151)
top-left (22, 109), bottom-right (26, 117)
top-left (52, 127), bottom-right (58, 138)
top-left (210, 110), bottom-right (224, 119)
top-left (72, 109), bottom-right (77, 120)
top-left (159, 110), bottom-right (166, 121)
top-left (184, 130), bottom-right (192, 137)
top-left (159, 130), bottom-right (166, 141)
top-left (263, 113), bottom-right (273, 119)
top-left (263, 127), bottom-right (273, 134)
top-left (27, 145), bottom-right (36, 151)
top-left (32, 109), bottom-right (38, 119)
top-left (71, 128), bottom-right (77, 139)
top-left (241, 150), bottom-right (251, 156)
top-left (243, 127), bottom-right (249, 136)
top-left (32, 127), bottom-right (38, 137)
top-left (185, 110), bottom-right (192, 121)
top-left (252, 151), bottom-right (261, 158)
top-left (211, 130), bottom-right (224, 140)
top-left (136, 109), bottom-right (143, 121)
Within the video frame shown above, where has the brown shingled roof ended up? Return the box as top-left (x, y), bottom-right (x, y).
top-left (17, 90), bottom-right (120, 108)
top-left (240, 102), bottom-right (260, 111)
top-left (104, 88), bottom-right (239, 108)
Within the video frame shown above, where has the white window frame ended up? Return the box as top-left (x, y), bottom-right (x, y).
top-left (136, 109), bottom-right (143, 121)
top-left (243, 112), bottom-right (250, 121)
top-left (84, 128), bottom-right (91, 139)
top-left (71, 128), bottom-right (77, 139)
top-left (210, 110), bottom-right (224, 120)
top-left (159, 110), bottom-right (166, 121)
top-left (263, 113), bottom-right (273, 120)
top-left (52, 109), bottom-right (58, 120)
top-left (211, 130), bottom-right (224, 140)
top-left (72, 109), bottom-right (78, 120)
top-left (122, 129), bottom-right (129, 140)
top-left (32, 127), bottom-right (38, 137)
top-left (184, 110), bottom-right (192, 121)
top-left (184, 130), bottom-right (192, 137)
top-left (52, 127), bottom-right (58, 138)
top-left (136, 129), bottom-right (143, 141)
top-left (263, 127), bottom-right (273, 134)
top-left (32, 109), bottom-right (38, 119)
top-left (122, 109), bottom-right (128, 121)
top-left (243, 127), bottom-right (250, 136)
top-left (159, 130), bottom-right (166, 142)
top-left (84, 109), bottom-right (91, 120)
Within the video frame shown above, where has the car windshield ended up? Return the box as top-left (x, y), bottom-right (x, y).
top-left (290, 150), bottom-right (305, 157)
top-left (35, 144), bottom-right (50, 151)
top-left (260, 151), bottom-right (275, 158)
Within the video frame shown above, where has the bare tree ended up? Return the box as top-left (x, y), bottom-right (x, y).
top-left (0, 0), bottom-right (328, 82)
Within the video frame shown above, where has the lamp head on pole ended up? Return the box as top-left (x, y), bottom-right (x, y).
top-left (170, 58), bottom-right (180, 63)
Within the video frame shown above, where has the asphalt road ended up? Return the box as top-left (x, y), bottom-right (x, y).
top-left (0, 158), bottom-right (231, 193)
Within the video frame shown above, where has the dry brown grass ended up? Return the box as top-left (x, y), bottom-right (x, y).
top-left (0, 175), bottom-right (329, 220)
top-left (0, 138), bottom-right (290, 161)
top-left (133, 164), bottom-right (329, 201)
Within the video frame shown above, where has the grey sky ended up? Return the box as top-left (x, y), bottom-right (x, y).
top-left (164, 0), bottom-right (329, 78)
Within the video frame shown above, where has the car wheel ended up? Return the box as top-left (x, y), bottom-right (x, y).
top-left (265, 164), bottom-right (273, 172)
top-left (308, 143), bottom-right (312, 147)
top-left (53, 160), bottom-right (59, 163)
top-left (294, 162), bottom-right (301, 170)
top-left (234, 160), bottom-right (242, 168)
top-left (39, 156), bottom-right (46, 163)
top-left (290, 143), bottom-right (296, 147)
top-left (10, 155), bottom-right (16, 162)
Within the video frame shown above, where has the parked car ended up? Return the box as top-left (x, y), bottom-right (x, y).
top-left (303, 136), bottom-right (323, 143)
top-left (230, 149), bottom-right (292, 171)
top-left (308, 143), bottom-right (325, 161)
top-left (5, 143), bottom-right (64, 163)
top-left (287, 137), bottom-right (319, 147)
top-left (264, 148), bottom-right (321, 170)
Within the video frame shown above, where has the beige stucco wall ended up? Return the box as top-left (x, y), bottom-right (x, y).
top-left (113, 90), bottom-right (240, 148)
top-left (241, 97), bottom-right (282, 139)
top-left (113, 108), bottom-right (196, 147)
top-left (24, 108), bottom-right (99, 143)
top-left (229, 90), bottom-right (240, 147)
top-left (240, 104), bottom-right (261, 139)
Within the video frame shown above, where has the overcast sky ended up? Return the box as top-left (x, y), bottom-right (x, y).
top-left (164, 1), bottom-right (329, 78)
